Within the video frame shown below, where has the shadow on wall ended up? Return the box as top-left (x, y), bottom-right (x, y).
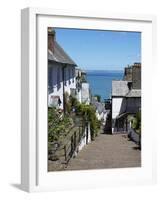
top-left (119, 98), bottom-right (127, 114)
top-left (112, 98), bottom-right (127, 133)
top-left (126, 98), bottom-right (141, 113)
top-left (104, 110), bottom-right (112, 134)
top-left (48, 64), bottom-right (75, 95)
top-left (112, 97), bottom-right (141, 133)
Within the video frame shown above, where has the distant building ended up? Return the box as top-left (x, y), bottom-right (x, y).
top-left (81, 83), bottom-right (90, 104)
top-left (124, 62), bottom-right (141, 89)
top-left (91, 98), bottom-right (107, 122)
top-left (48, 28), bottom-right (77, 109)
top-left (131, 63), bottom-right (141, 89)
top-left (75, 68), bottom-right (90, 104)
top-left (124, 66), bottom-right (132, 81)
top-left (112, 63), bottom-right (141, 133)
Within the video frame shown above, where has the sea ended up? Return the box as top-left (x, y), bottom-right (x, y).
top-left (86, 70), bottom-right (124, 101)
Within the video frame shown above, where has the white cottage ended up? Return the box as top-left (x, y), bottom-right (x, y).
top-left (91, 97), bottom-right (107, 123)
top-left (75, 68), bottom-right (91, 105)
top-left (112, 80), bottom-right (141, 133)
top-left (111, 63), bottom-right (141, 134)
top-left (48, 28), bottom-right (77, 110)
top-left (81, 83), bottom-right (90, 105)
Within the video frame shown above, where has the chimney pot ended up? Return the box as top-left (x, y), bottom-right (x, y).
top-left (48, 27), bottom-right (55, 53)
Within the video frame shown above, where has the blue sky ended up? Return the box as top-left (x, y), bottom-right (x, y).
top-left (54, 28), bottom-right (141, 71)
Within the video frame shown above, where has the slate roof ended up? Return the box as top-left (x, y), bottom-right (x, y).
top-left (112, 81), bottom-right (129, 97)
top-left (48, 41), bottom-right (76, 66)
top-left (92, 101), bottom-right (105, 114)
top-left (126, 89), bottom-right (141, 97)
top-left (96, 103), bottom-right (104, 114)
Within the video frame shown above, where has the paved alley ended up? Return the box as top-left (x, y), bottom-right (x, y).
top-left (65, 133), bottom-right (141, 171)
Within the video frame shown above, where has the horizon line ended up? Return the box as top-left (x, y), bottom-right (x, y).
top-left (82, 69), bottom-right (124, 71)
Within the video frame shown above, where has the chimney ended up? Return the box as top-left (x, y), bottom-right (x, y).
top-left (48, 27), bottom-right (55, 53)
top-left (132, 63), bottom-right (141, 89)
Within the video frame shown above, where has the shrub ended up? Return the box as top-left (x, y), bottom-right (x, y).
top-left (76, 103), bottom-right (101, 140)
top-left (131, 111), bottom-right (141, 134)
top-left (64, 92), bottom-right (79, 114)
top-left (48, 107), bottom-right (73, 142)
top-left (64, 92), bottom-right (71, 114)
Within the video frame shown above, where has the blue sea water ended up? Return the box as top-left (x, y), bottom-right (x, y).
top-left (86, 70), bottom-right (124, 101)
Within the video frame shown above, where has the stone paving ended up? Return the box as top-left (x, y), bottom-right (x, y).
top-left (65, 133), bottom-right (141, 171)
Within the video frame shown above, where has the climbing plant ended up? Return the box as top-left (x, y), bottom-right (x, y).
top-left (76, 103), bottom-right (101, 140)
top-left (64, 92), bottom-right (80, 114)
top-left (131, 111), bottom-right (141, 134)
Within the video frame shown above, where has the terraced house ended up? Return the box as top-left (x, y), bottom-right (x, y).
top-left (48, 28), bottom-right (77, 109)
top-left (48, 28), bottom-right (91, 110)
top-left (48, 28), bottom-right (92, 170)
top-left (111, 63), bottom-right (141, 133)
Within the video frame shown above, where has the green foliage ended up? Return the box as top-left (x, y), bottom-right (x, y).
top-left (131, 118), bottom-right (137, 129)
top-left (69, 95), bottom-right (79, 109)
top-left (64, 92), bottom-right (71, 114)
top-left (131, 111), bottom-right (141, 134)
top-left (64, 92), bottom-right (79, 114)
top-left (48, 107), bottom-right (73, 142)
top-left (49, 91), bottom-right (101, 143)
top-left (76, 103), bottom-right (101, 140)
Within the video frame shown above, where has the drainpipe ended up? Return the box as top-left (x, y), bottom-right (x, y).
top-left (62, 64), bottom-right (67, 113)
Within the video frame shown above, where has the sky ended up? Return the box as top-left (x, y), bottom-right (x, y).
top-left (54, 28), bottom-right (141, 71)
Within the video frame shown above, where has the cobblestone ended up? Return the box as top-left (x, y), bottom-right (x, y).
top-left (65, 133), bottom-right (141, 171)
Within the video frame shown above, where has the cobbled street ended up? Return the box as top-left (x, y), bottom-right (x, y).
top-left (65, 134), bottom-right (141, 171)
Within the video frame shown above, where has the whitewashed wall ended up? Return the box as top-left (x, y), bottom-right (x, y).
top-left (48, 62), bottom-right (76, 109)
top-left (78, 122), bottom-right (91, 152)
top-left (112, 97), bottom-right (127, 133)
top-left (76, 89), bottom-right (82, 103)
top-left (112, 97), bottom-right (126, 119)
top-left (48, 62), bottom-right (64, 109)
top-left (64, 65), bottom-right (76, 95)
top-left (81, 83), bottom-right (90, 104)
top-left (102, 111), bottom-right (107, 125)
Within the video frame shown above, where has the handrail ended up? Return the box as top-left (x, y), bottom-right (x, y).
top-left (48, 123), bottom-right (86, 165)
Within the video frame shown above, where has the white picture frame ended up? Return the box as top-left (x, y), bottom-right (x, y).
top-left (21, 7), bottom-right (157, 192)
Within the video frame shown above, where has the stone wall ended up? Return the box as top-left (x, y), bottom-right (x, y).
top-left (124, 67), bottom-right (132, 81)
top-left (128, 127), bottom-right (140, 144)
top-left (123, 63), bottom-right (141, 89)
top-left (132, 65), bottom-right (141, 89)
